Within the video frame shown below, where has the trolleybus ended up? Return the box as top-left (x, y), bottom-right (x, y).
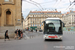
top-left (42, 18), bottom-right (63, 41)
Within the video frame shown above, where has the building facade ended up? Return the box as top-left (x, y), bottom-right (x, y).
top-left (24, 11), bottom-right (63, 30)
top-left (62, 11), bottom-right (75, 27)
top-left (0, 0), bottom-right (22, 38)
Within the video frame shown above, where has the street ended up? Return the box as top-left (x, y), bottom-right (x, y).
top-left (0, 31), bottom-right (75, 50)
top-left (24, 31), bottom-right (43, 39)
top-left (0, 0), bottom-right (75, 50)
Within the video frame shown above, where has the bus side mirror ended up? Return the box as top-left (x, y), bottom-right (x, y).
top-left (63, 23), bottom-right (65, 27)
top-left (42, 21), bottom-right (45, 24)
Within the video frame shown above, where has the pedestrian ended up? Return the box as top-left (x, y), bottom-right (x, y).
top-left (36, 29), bottom-right (37, 32)
top-left (18, 29), bottom-right (21, 39)
top-left (4, 30), bottom-right (10, 41)
top-left (14, 29), bottom-right (18, 39)
top-left (20, 30), bottom-right (23, 38)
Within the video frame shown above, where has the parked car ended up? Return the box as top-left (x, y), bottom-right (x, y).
top-left (39, 29), bottom-right (42, 32)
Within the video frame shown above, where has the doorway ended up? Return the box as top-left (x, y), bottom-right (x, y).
top-left (6, 10), bottom-right (12, 25)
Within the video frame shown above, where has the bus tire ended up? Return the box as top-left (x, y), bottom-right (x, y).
top-left (59, 39), bottom-right (62, 41)
top-left (44, 39), bottom-right (47, 41)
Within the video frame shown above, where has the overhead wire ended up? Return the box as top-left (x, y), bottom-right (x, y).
top-left (66, 0), bottom-right (74, 10)
top-left (22, 0), bottom-right (42, 11)
top-left (52, 0), bottom-right (59, 11)
top-left (22, 0), bottom-right (75, 12)
top-left (22, 0), bottom-right (62, 11)
top-left (30, 0), bottom-right (60, 11)
top-left (39, 0), bottom-right (54, 4)
top-left (54, 0), bottom-right (62, 8)
top-left (69, 5), bottom-right (74, 10)
top-left (39, 0), bottom-right (61, 4)
top-left (29, 0), bottom-right (44, 10)
top-left (51, 0), bottom-right (61, 11)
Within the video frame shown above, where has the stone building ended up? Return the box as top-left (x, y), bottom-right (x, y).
top-left (62, 11), bottom-right (75, 27)
top-left (0, 0), bottom-right (22, 38)
top-left (24, 11), bottom-right (63, 30)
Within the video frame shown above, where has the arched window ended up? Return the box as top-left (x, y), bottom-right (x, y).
top-left (6, 10), bottom-right (12, 25)
top-left (6, 10), bottom-right (11, 15)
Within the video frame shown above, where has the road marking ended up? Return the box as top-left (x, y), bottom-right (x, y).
top-left (23, 33), bottom-right (30, 39)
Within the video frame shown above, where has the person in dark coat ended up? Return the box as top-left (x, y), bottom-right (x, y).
top-left (18, 29), bottom-right (21, 39)
top-left (14, 29), bottom-right (18, 39)
top-left (36, 29), bottom-right (37, 32)
top-left (4, 30), bottom-right (10, 41)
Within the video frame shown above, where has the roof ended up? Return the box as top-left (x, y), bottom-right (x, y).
top-left (66, 11), bottom-right (75, 15)
top-left (30, 11), bottom-right (61, 13)
top-left (73, 11), bottom-right (75, 12)
top-left (46, 18), bottom-right (60, 20)
top-left (66, 12), bottom-right (69, 14)
top-left (62, 14), bottom-right (64, 15)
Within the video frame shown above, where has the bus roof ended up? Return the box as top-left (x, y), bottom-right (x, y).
top-left (46, 18), bottom-right (60, 20)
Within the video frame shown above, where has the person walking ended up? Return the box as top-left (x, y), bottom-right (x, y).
top-left (21, 30), bottom-right (23, 38)
top-left (14, 29), bottom-right (18, 39)
top-left (18, 29), bottom-right (21, 39)
top-left (36, 29), bottom-right (37, 32)
top-left (4, 30), bottom-right (10, 41)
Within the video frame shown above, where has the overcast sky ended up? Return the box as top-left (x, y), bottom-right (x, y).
top-left (22, 0), bottom-right (75, 19)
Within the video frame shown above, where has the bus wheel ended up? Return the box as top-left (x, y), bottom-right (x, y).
top-left (59, 39), bottom-right (62, 41)
top-left (44, 39), bottom-right (47, 41)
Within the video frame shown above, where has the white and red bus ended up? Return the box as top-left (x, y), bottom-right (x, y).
top-left (42, 18), bottom-right (63, 41)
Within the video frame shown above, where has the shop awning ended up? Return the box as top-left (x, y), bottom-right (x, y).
top-left (30, 26), bottom-right (37, 30)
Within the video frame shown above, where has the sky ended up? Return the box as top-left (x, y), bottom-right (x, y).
top-left (22, 0), bottom-right (75, 19)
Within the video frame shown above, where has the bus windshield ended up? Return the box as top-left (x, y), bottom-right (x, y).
top-left (44, 20), bottom-right (62, 34)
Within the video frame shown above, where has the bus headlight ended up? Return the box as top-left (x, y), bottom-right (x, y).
top-left (44, 35), bottom-right (48, 37)
top-left (59, 36), bottom-right (62, 38)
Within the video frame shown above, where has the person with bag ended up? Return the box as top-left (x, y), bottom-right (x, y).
top-left (18, 29), bottom-right (21, 39)
top-left (4, 30), bottom-right (10, 41)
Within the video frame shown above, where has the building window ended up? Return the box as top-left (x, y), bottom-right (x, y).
top-left (3, 0), bottom-right (14, 4)
top-left (29, 15), bottom-right (33, 17)
top-left (4, 0), bottom-right (13, 2)
top-left (4, 0), bottom-right (9, 2)
top-left (31, 21), bottom-right (32, 23)
top-left (33, 25), bottom-right (34, 26)
top-left (39, 24), bottom-right (40, 26)
top-left (38, 22), bottom-right (39, 23)
top-left (35, 15), bottom-right (36, 17)
top-left (40, 24), bottom-right (41, 26)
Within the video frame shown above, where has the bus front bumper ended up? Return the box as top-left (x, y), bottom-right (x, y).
top-left (43, 35), bottom-right (62, 40)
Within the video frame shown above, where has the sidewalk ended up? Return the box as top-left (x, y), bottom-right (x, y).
top-left (0, 31), bottom-right (43, 42)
